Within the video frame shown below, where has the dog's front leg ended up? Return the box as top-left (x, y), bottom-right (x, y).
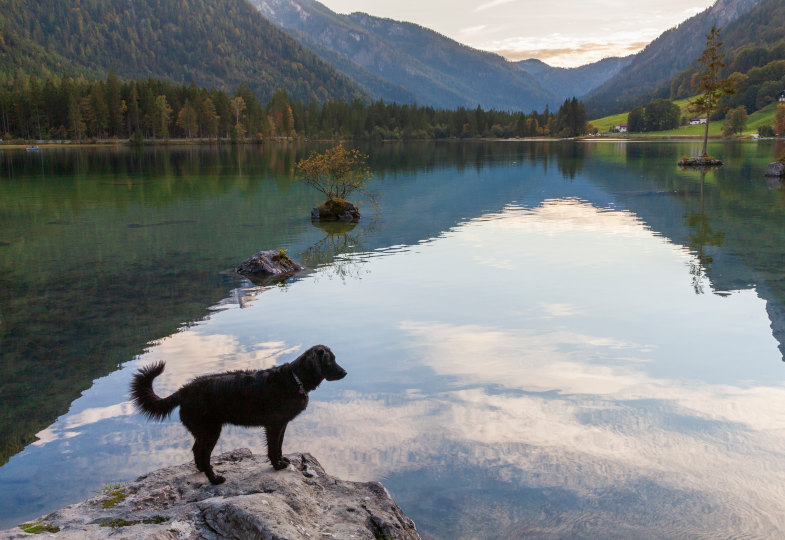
top-left (265, 423), bottom-right (289, 470)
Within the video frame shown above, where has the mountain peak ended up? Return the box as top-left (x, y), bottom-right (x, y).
top-left (252, 0), bottom-right (557, 111)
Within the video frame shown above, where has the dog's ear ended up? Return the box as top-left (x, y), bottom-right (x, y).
top-left (315, 346), bottom-right (335, 369)
top-left (306, 347), bottom-right (323, 378)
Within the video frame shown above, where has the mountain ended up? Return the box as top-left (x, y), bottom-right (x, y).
top-left (251, 0), bottom-right (558, 112)
top-left (516, 57), bottom-right (633, 100)
top-left (660, 0), bottom-right (785, 110)
top-left (0, 0), bottom-right (363, 103)
top-left (584, 0), bottom-right (762, 117)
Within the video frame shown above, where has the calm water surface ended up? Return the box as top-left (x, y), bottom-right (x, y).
top-left (2, 141), bottom-right (785, 538)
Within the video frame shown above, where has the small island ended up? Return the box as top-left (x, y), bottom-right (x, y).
top-left (295, 144), bottom-right (373, 223)
top-left (678, 156), bottom-right (724, 167)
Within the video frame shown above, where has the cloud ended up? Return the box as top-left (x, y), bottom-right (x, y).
top-left (459, 24), bottom-right (487, 35)
top-left (483, 37), bottom-right (648, 67)
top-left (473, 0), bottom-right (515, 13)
top-left (134, 334), bottom-right (300, 393)
top-left (499, 42), bottom-right (648, 66)
top-left (32, 335), bottom-right (302, 446)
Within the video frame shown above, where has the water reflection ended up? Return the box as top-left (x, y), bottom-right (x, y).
top-left (300, 220), bottom-right (378, 283)
top-left (682, 170), bottom-right (727, 295)
top-left (3, 142), bottom-right (785, 538)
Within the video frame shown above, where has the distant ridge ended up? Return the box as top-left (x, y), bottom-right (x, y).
top-left (252, 0), bottom-right (559, 112)
top-left (516, 57), bottom-right (633, 100)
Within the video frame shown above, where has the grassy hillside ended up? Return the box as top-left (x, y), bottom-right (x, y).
top-left (591, 99), bottom-right (779, 136)
top-left (592, 98), bottom-right (693, 133)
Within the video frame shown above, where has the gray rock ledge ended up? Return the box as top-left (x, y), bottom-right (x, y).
top-left (1, 449), bottom-right (420, 540)
top-left (236, 250), bottom-right (304, 284)
top-left (764, 161), bottom-right (785, 177)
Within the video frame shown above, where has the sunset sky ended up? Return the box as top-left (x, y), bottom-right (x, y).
top-left (316, 0), bottom-right (717, 67)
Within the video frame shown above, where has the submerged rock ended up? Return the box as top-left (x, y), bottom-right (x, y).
top-left (236, 249), bottom-right (304, 285)
top-left (311, 198), bottom-right (360, 222)
top-left (678, 156), bottom-right (723, 167)
top-left (764, 161), bottom-right (785, 177)
top-left (0, 449), bottom-right (421, 540)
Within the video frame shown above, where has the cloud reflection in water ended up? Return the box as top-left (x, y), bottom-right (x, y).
top-left (7, 198), bottom-right (785, 537)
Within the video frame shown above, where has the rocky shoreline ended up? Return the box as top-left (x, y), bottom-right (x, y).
top-left (0, 449), bottom-right (420, 540)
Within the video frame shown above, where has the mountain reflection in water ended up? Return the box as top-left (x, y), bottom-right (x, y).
top-left (1, 141), bottom-right (785, 539)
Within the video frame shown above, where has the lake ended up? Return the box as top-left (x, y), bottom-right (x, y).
top-left (2, 140), bottom-right (785, 538)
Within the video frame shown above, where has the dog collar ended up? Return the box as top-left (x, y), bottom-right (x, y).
top-left (291, 370), bottom-right (306, 395)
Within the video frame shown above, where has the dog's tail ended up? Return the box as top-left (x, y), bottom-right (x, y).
top-left (130, 361), bottom-right (180, 421)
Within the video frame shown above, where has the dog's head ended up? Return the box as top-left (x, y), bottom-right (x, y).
top-left (296, 345), bottom-right (347, 388)
top-left (314, 345), bottom-right (347, 381)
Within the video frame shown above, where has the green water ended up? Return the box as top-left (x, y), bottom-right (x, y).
top-left (1, 140), bottom-right (785, 538)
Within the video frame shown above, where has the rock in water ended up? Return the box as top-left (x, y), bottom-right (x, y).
top-left (0, 450), bottom-right (421, 540)
top-left (236, 250), bottom-right (304, 284)
top-left (311, 198), bottom-right (360, 222)
top-left (764, 161), bottom-right (785, 177)
top-left (677, 157), bottom-right (723, 167)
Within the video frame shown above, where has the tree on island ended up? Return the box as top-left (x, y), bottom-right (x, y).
top-left (295, 144), bottom-right (374, 222)
top-left (688, 26), bottom-right (735, 158)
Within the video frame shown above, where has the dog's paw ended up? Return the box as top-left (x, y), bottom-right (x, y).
top-left (209, 475), bottom-right (226, 485)
top-left (279, 456), bottom-right (291, 465)
top-left (272, 460), bottom-right (289, 471)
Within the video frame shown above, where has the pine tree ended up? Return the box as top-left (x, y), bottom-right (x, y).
top-left (106, 72), bottom-right (123, 137)
top-left (126, 83), bottom-right (140, 136)
top-left (689, 26), bottom-right (736, 157)
top-left (200, 97), bottom-right (219, 138)
top-left (176, 100), bottom-right (199, 139)
top-left (152, 94), bottom-right (172, 139)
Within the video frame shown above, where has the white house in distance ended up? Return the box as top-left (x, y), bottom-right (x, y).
top-left (615, 123), bottom-right (628, 133)
top-left (778, 90), bottom-right (785, 102)
top-left (690, 117), bottom-right (708, 125)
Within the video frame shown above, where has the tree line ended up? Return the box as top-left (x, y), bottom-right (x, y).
top-left (0, 73), bottom-right (589, 142)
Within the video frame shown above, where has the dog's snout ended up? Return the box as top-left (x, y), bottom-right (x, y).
top-left (327, 365), bottom-right (347, 381)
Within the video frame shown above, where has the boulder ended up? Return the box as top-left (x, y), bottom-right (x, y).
top-left (236, 250), bottom-right (304, 285)
top-left (311, 198), bottom-right (360, 222)
top-left (764, 161), bottom-right (785, 177)
top-left (0, 449), bottom-right (421, 540)
top-left (677, 156), bottom-right (723, 167)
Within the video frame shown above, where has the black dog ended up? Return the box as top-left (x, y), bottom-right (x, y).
top-left (130, 345), bottom-right (346, 484)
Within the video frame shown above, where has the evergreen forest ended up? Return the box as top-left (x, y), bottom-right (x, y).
top-left (0, 74), bottom-right (588, 142)
top-left (0, 0), bottom-right (362, 104)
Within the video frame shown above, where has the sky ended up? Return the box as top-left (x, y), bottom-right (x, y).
top-left (316, 0), bottom-right (717, 67)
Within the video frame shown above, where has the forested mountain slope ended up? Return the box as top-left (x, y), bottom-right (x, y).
top-left (0, 0), bottom-right (363, 102)
top-left (584, 0), bottom-right (761, 117)
top-left (516, 57), bottom-right (632, 100)
top-left (252, 0), bottom-right (558, 112)
top-left (661, 0), bottom-right (785, 114)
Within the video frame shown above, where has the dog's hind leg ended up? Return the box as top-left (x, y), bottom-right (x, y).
top-left (265, 422), bottom-right (289, 470)
top-left (192, 424), bottom-right (225, 485)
